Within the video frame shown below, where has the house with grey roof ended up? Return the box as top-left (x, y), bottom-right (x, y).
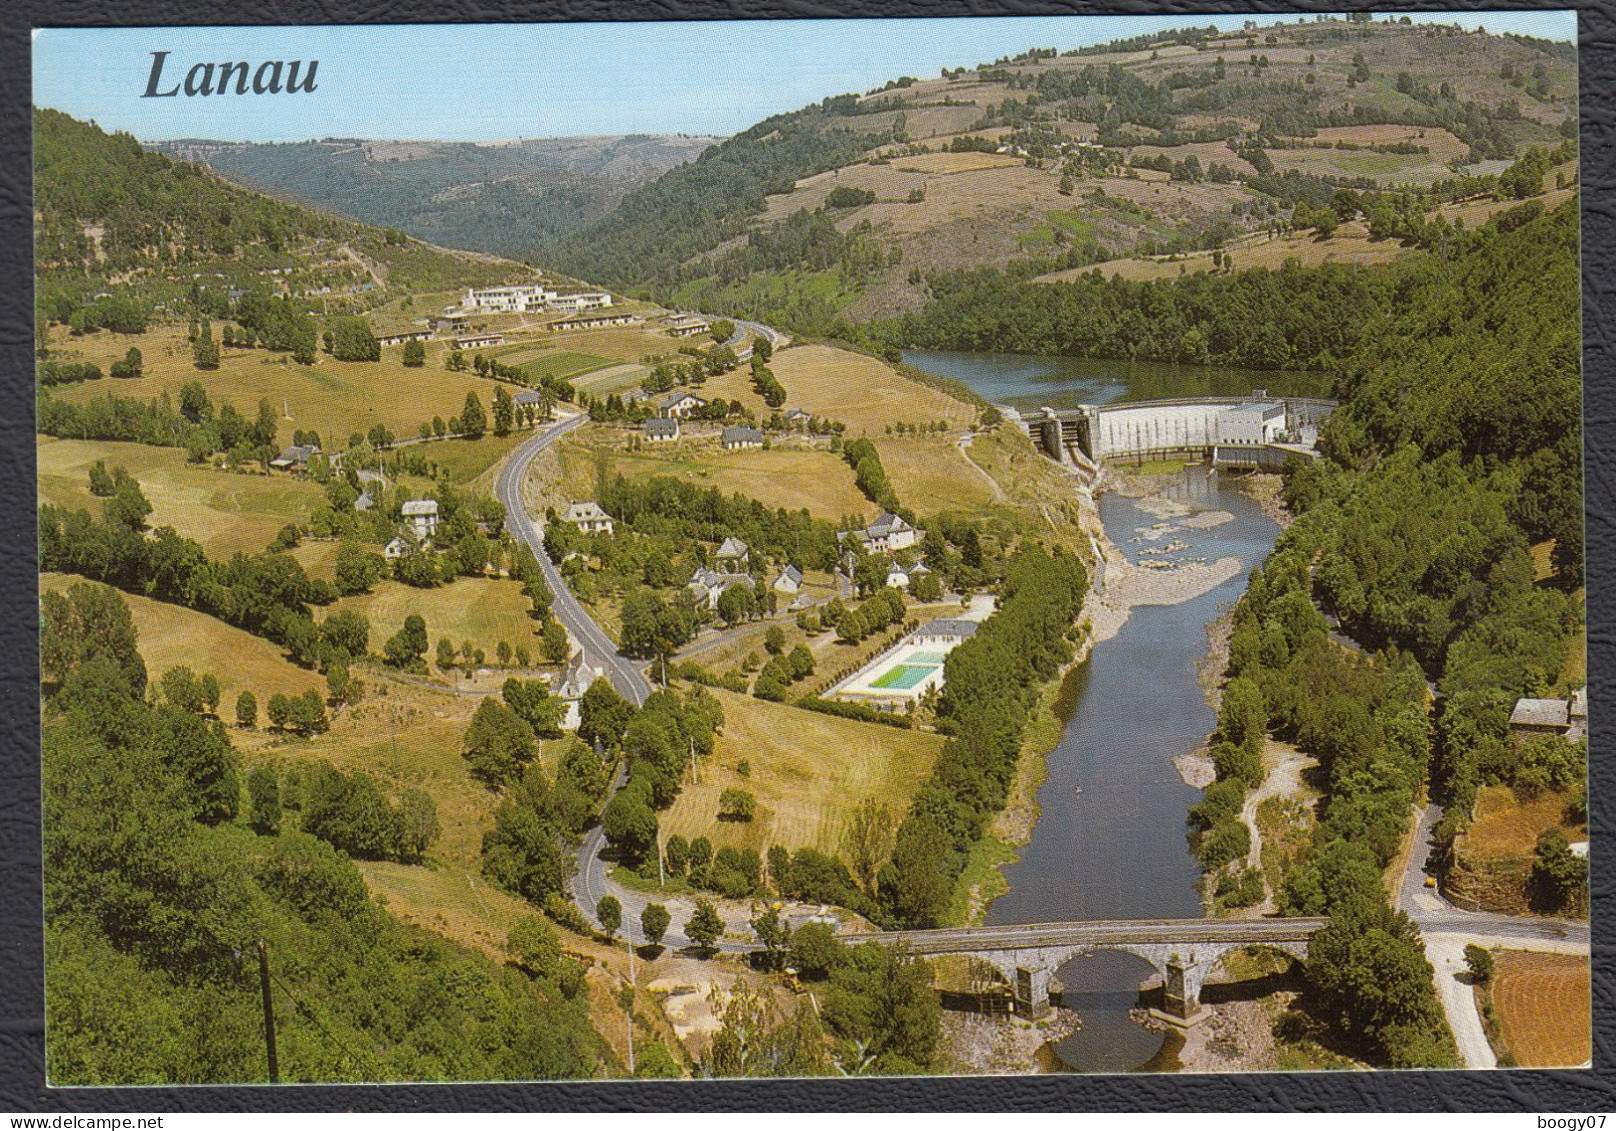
top-left (401, 498), bottom-right (439, 541)
top-left (842, 510), bottom-right (920, 553)
top-left (562, 501), bottom-right (615, 537)
top-left (721, 426), bottom-right (764, 450)
top-left (644, 417), bottom-right (681, 443)
top-left (773, 564), bottom-right (804, 594)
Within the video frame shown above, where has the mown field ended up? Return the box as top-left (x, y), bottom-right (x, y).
top-left (45, 323), bottom-right (512, 444)
top-left (38, 436), bottom-right (324, 557)
top-left (555, 434), bottom-right (871, 522)
top-left (659, 688), bottom-right (944, 857)
top-left (324, 576), bottom-right (540, 663)
top-left (40, 572), bottom-right (323, 704)
top-left (1488, 950), bottom-right (1591, 1067)
top-left (705, 343), bottom-right (976, 439)
top-left (872, 434), bottom-right (999, 513)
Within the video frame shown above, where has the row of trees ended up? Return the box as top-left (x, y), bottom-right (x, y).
top-left (879, 545), bottom-right (1089, 927)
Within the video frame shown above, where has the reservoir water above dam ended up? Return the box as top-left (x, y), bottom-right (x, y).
top-left (903, 350), bottom-right (1287, 1071)
top-left (901, 349), bottom-right (1324, 414)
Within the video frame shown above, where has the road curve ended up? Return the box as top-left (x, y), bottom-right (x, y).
top-left (493, 413), bottom-right (652, 707)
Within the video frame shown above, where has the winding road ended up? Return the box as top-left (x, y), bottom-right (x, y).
top-left (491, 319), bottom-right (793, 952)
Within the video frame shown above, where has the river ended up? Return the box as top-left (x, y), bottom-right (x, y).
top-left (903, 349), bottom-right (1286, 1071)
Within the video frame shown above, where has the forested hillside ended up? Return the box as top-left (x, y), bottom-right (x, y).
top-left (531, 16), bottom-right (1574, 330)
top-left (1187, 197), bottom-right (1582, 1067)
top-left (153, 134), bottom-right (720, 258)
top-left (42, 587), bottom-right (607, 1084)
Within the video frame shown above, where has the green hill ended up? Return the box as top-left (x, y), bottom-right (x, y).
top-left (533, 16), bottom-right (1576, 330)
top-left (34, 108), bottom-right (523, 311)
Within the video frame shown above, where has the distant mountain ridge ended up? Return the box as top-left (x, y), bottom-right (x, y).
top-left (148, 133), bottom-right (722, 258)
top-left (534, 16), bottom-right (1576, 329)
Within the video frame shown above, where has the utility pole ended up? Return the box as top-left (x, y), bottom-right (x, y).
top-left (625, 924), bottom-right (637, 1076)
top-left (256, 938), bottom-right (279, 1084)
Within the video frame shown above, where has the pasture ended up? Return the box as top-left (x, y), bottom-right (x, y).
top-left (556, 436), bottom-right (871, 522)
top-left (704, 344), bottom-right (976, 439)
top-left (38, 436), bottom-right (323, 557)
top-left (325, 577), bottom-right (539, 663)
top-left (658, 688), bottom-right (945, 857)
top-left (46, 323), bottom-right (516, 447)
top-left (40, 572), bottom-right (323, 704)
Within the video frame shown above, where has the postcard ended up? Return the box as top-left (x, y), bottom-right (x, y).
top-left (31, 12), bottom-right (1586, 1084)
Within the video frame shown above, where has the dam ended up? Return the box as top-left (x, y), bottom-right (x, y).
top-left (1023, 394), bottom-right (1338, 472)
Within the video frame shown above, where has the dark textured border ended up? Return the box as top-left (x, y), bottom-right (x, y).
top-left (2, 0), bottom-right (1610, 1112)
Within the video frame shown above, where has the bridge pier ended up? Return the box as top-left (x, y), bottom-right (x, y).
top-left (1014, 965), bottom-right (1053, 1019)
top-left (1162, 953), bottom-right (1210, 1022)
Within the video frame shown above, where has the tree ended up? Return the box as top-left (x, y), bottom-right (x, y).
top-left (41, 582), bottom-right (147, 696)
top-left (716, 582), bottom-right (757, 626)
top-left (462, 699), bottom-right (538, 788)
top-left (105, 477), bottom-right (153, 532)
top-left (87, 460), bottom-right (115, 497)
top-left (596, 894), bottom-right (622, 938)
top-left (601, 781), bottom-right (658, 865)
top-left (841, 799), bottom-right (896, 897)
top-left (1531, 829), bottom-right (1587, 913)
top-left (542, 620), bottom-right (570, 664)
top-left (437, 637), bottom-right (458, 671)
top-left (247, 765), bottom-right (280, 834)
top-left (719, 788), bottom-right (756, 822)
top-left (459, 390), bottom-right (487, 439)
top-left (686, 899), bottom-right (724, 954)
top-left (642, 902), bottom-right (670, 948)
top-left (506, 915), bottom-right (564, 980)
top-left (191, 318), bottom-right (219, 370)
top-left (328, 316), bottom-right (380, 362)
top-left (383, 614), bottom-right (429, 670)
top-left (401, 338), bottom-right (426, 367)
top-left (492, 386), bottom-right (514, 437)
top-left (764, 625), bottom-right (786, 655)
top-left (235, 689), bottom-right (257, 729)
top-left (198, 673), bottom-right (221, 716)
top-left (750, 905), bottom-right (791, 971)
top-left (1464, 944), bottom-right (1493, 984)
top-left (578, 678), bottom-right (633, 749)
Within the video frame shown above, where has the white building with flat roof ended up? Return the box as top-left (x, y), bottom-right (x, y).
top-left (462, 284), bottom-right (556, 313)
top-left (549, 292), bottom-right (614, 313)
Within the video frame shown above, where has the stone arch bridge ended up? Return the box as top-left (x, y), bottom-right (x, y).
top-left (850, 917), bottom-right (1329, 1023)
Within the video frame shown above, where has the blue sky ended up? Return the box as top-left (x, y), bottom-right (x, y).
top-left (34, 12), bottom-right (1577, 143)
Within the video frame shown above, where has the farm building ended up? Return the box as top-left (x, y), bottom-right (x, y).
top-left (687, 567), bottom-right (755, 611)
top-left (456, 333), bottom-right (506, 350)
top-left (721, 426), bottom-right (764, 450)
top-left (773, 565), bottom-right (803, 594)
top-left (270, 442), bottom-right (320, 473)
top-left (377, 330), bottom-right (433, 347)
top-left (1509, 689), bottom-right (1588, 742)
top-left (555, 649), bottom-right (606, 731)
top-left (643, 417), bottom-right (681, 442)
top-left (562, 501), bottom-right (615, 537)
top-left (716, 536), bottom-right (749, 565)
